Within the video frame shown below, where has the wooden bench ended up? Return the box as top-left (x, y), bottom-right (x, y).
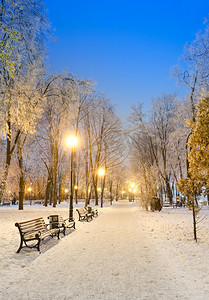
top-left (15, 217), bottom-right (60, 253)
top-left (163, 202), bottom-right (172, 207)
top-left (76, 208), bottom-right (93, 222)
top-left (1, 200), bottom-right (10, 206)
top-left (172, 201), bottom-right (184, 208)
top-left (48, 215), bottom-right (76, 236)
top-left (85, 206), bottom-right (98, 217)
top-left (34, 200), bottom-right (43, 205)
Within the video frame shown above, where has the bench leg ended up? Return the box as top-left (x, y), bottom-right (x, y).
top-left (16, 237), bottom-right (23, 253)
top-left (36, 238), bottom-right (41, 252)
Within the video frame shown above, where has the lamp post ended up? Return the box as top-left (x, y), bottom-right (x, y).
top-left (64, 188), bottom-right (68, 201)
top-left (66, 135), bottom-right (78, 220)
top-left (129, 188), bottom-right (132, 201)
top-left (28, 187), bottom-right (32, 205)
top-left (130, 183), bottom-right (135, 201)
top-left (98, 168), bottom-right (105, 208)
top-left (121, 191), bottom-right (125, 199)
top-left (74, 185), bottom-right (78, 204)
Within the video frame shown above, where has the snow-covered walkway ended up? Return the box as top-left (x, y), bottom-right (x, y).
top-left (1, 200), bottom-right (209, 299)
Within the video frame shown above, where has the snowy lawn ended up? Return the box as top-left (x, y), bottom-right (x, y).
top-left (1, 200), bottom-right (209, 299)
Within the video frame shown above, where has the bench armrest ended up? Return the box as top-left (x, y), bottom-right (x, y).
top-left (63, 217), bottom-right (75, 222)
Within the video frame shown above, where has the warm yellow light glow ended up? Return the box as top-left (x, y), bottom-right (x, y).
top-left (133, 189), bottom-right (136, 193)
top-left (131, 183), bottom-right (135, 188)
top-left (66, 135), bottom-right (78, 147)
top-left (129, 188), bottom-right (131, 192)
top-left (98, 168), bottom-right (105, 176)
top-left (64, 189), bottom-right (68, 193)
top-left (28, 187), bottom-right (32, 192)
top-left (122, 191), bottom-right (125, 194)
top-left (97, 187), bottom-right (101, 192)
top-left (74, 186), bottom-right (78, 190)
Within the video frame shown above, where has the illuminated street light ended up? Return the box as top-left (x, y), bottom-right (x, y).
top-left (129, 188), bottom-right (134, 202)
top-left (64, 188), bottom-right (68, 201)
top-left (28, 187), bottom-right (32, 205)
top-left (98, 168), bottom-right (106, 208)
top-left (65, 135), bottom-right (78, 147)
top-left (121, 190), bottom-right (125, 200)
top-left (74, 185), bottom-right (78, 203)
top-left (98, 168), bottom-right (105, 176)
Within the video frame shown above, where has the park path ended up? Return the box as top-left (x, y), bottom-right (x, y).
top-left (1, 201), bottom-right (200, 299)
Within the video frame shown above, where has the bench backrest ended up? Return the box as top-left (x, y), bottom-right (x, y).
top-left (15, 217), bottom-right (46, 235)
top-left (2, 200), bottom-right (10, 204)
top-left (85, 206), bottom-right (93, 213)
top-left (76, 208), bottom-right (86, 214)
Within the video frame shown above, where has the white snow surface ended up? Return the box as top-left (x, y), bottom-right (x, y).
top-left (1, 200), bottom-right (209, 299)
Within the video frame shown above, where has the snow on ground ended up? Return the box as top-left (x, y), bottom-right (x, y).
top-left (1, 200), bottom-right (209, 299)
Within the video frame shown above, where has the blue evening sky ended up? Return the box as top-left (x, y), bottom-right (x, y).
top-left (44, 0), bottom-right (209, 118)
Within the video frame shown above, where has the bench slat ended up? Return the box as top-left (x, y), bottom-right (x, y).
top-left (17, 217), bottom-right (43, 225)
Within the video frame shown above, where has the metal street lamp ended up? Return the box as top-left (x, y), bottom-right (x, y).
top-left (28, 187), bottom-right (32, 205)
top-left (74, 185), bottom-right (78, 204)
top-left (98, 168), bottom-right (105, 208)
top-left (121, 190), bottom-right (125, 199)
top-left (129, 183), bottom-right (135, 201)
top-left (64, 188), bottom-right (68, 201)
top-left (66, 135), bottom-right (78, 220)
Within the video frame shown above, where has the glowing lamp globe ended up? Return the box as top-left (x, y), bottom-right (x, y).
top-left (66, 136), bottom-right (78, 147)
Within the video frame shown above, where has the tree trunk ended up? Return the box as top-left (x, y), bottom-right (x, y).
top-left (93, 175), bottom-right (99, 206)
top-left (192, 195), bottom-right (197, 242)
top-left (52, 139), bottom-right (58, 207)
top-left (88, 187), bottom-right (91, 205)
top-left (165, 176), bottom-right (173, 204)
top-left (58, 180), bottom-right (62, 204)
top-left (0, 118), bottom-right (20, 201)
top-left (44, 175), bottom-right (51, 207)
top-left (17, 143), bottom-right (25, 210)
top-left (110, 180), bottom-right (113, 205)
top-left (101, 174), bottom-right (106, 208)
top-left (0, 123), bottom-right (12, 201)
top-left (115, 182), bottom-right (119, 201)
